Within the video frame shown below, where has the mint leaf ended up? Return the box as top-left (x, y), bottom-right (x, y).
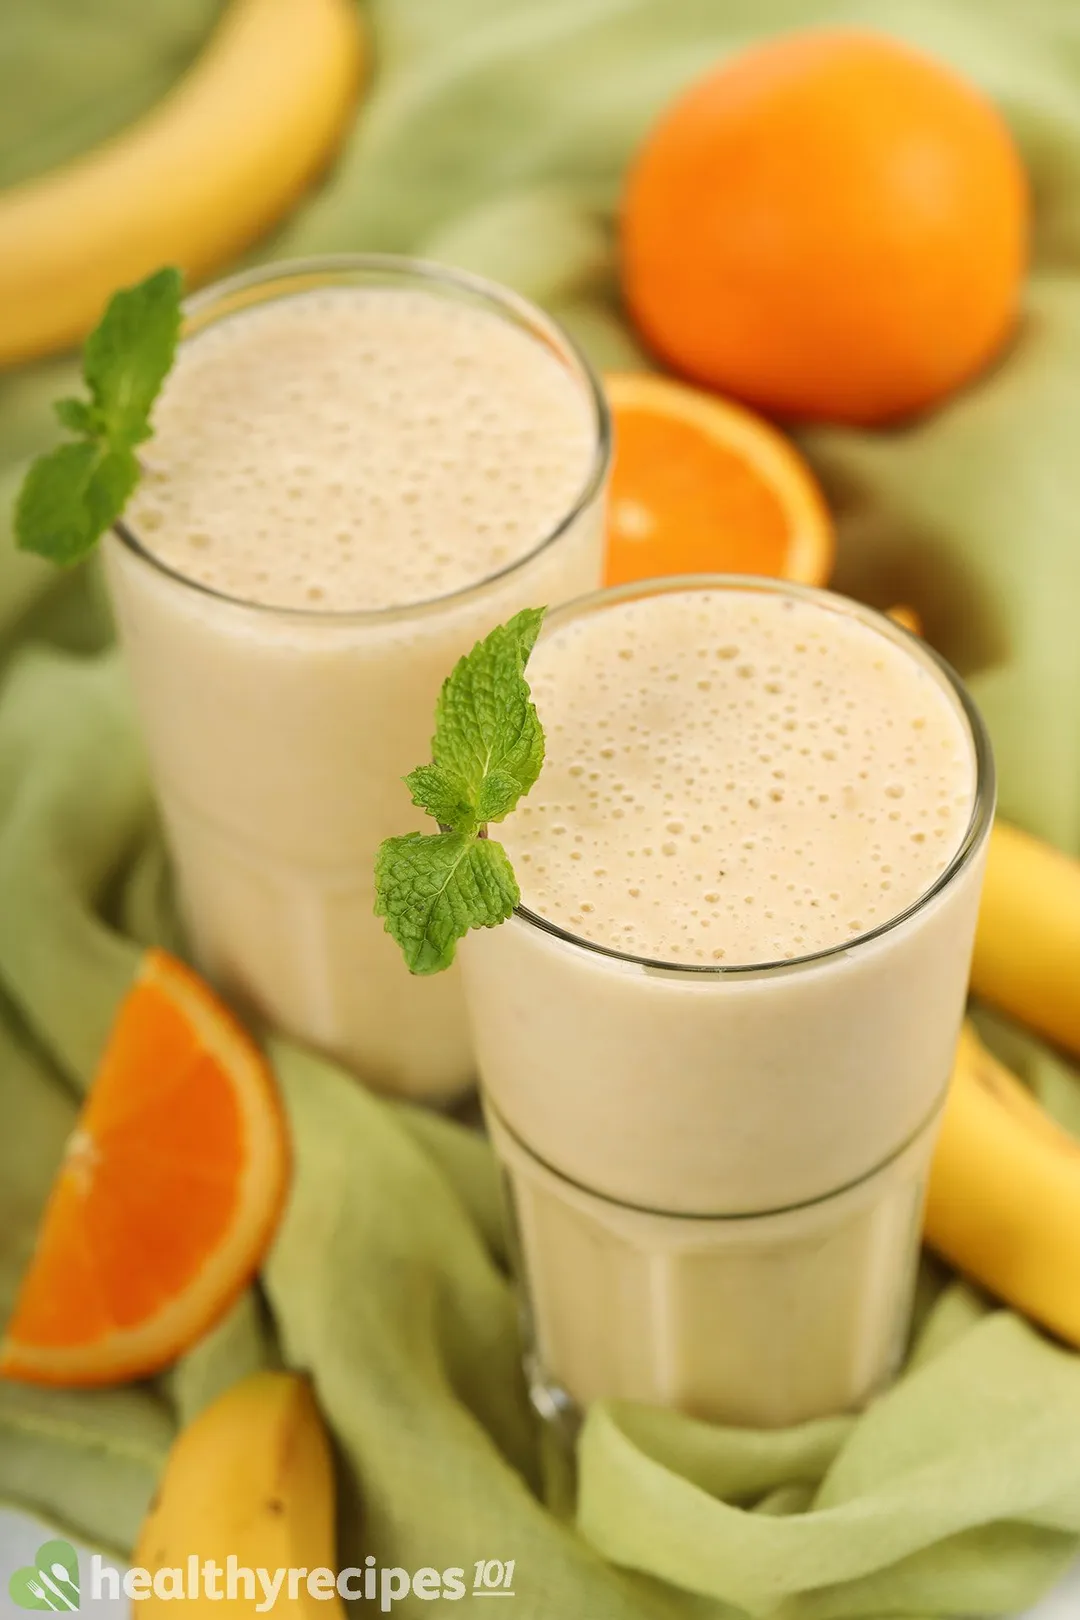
top-left (53, 397), bottom-right (99, 435)
top-left (15, 443), bottom-right (104, 567)
top-left (375, 831), bottom-right (519, 975)
top-left (16, 441), bottom-right (140, 567)
top-left (374, 608), bottom-right (547, 974)
top-left (404, 763), bottom-right (477, 834)
top-left (14, 266), bottom-right (183, 566)
top-left (83, 266), bottom-right (184, 447)
top-left (434, 606), bottom-right (546, 817)
top-left (86, 446), bottom-right (141, 533)
top-left (475, 766), bottom-right (530, 825)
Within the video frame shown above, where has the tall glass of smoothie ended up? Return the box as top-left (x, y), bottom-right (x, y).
top-left (103, 256), bottom-right (609, 1102)
top-left (459, 576), bottom-right (993, 1427)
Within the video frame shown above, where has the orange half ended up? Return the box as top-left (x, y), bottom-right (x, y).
top-left (604, 372), bottom-right (834, 589)
top-left (0, 950), bottom-right (289, 1387)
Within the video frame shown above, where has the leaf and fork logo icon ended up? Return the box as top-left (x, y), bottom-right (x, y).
top-left (9, 1540), bottom-right (80, 1611)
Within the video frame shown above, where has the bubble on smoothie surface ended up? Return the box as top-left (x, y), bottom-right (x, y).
top-left (501, 590), bottom-right (976, 966)
top-left (126, 287), bottom-right (596, 611)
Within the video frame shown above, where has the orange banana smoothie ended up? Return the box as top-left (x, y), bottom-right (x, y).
top-left (461, 580), bottom-right (992, 1424)
top-left (104, 259), bottom-right (607, 1101)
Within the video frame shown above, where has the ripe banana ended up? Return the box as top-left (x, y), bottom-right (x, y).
top-left (925, 1022), bottom-right (1080, 1348)
top-left (971, 819), bottom-right (1080, 1060)
top-left (134, 1372), bottom-right (345, 1615)
top-left (0, 0), bottom-right (365, 367)
top-left (885, 603), bottom-right (922, 636)
top-left (885, 608), bottom-right (1080, 1059)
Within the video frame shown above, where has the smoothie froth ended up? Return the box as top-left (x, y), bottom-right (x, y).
top-left (504, 589), bottom-right (974, 963)
top-left (127, 286), bottom-right (596, 611)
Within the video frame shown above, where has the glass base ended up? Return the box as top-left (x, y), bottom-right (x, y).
top-left (492, 1105), bottom-right (939, 1429)
top-left (525, 1351), bottom-right (580, 1437)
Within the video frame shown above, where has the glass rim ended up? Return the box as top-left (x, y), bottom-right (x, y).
top-left (510, 574), bottom-right (995, 979)
top-left (487, 1088), bottom-right (946, 1221)
top-left (110, 252), bottom-right (612, 626)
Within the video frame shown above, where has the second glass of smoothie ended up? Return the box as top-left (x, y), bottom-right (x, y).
top-left (460, 577), bottom-right (994, 1428)
top-left (103, 255), bottom-right (609, 1103)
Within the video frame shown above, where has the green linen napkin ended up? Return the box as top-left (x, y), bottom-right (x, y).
top-left (4, 2), bottom-right (1080, 1616)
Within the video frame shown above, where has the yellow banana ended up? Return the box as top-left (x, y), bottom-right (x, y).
top-left (885, 603), bottom-right (922, 636)
top-left (925, 1022), bottom-right (1080, 1347)
top-left (885, 610), bottom-right (1080, 1059)
top-left (134, 1371), bottom-right (345, 1615)
top-left (971, 819), bottom-right (1080, 1059)
top-left (0, 0), bottom-right (365, 367)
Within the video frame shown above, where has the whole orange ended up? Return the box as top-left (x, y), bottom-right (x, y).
top-left (621, 29), bottom-right (1028, 425)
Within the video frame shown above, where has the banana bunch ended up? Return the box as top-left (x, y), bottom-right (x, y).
top-left (134, 1372), bottom-right (345, 1616)
top-left (0, 0), bottom-right (365, 366)
top-left (925, 823), bottom-right (1080, 1346)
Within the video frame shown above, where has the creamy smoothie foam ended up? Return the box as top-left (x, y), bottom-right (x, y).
top-left (127, 288), bottom-right (596, 611)
top-left (461, 582), bottom-right (992, 1425)
top-left (505, 589), bottom-right (973, 962)
top-left (104, 265), bottom-right (605, 1099)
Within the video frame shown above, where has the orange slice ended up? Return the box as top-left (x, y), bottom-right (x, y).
top-left (604, 372), bottom-right (834, 589)
top-left (0, 950), bottom-right (289, 1387)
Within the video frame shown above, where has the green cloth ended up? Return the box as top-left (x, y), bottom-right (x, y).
top-left (3, 2), bottom-right (1080, 1616)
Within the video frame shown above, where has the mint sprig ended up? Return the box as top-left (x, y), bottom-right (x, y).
top-left (15, 266), bottom-right (183, 565)
top-left (375, 607), bottom-right (547, 974)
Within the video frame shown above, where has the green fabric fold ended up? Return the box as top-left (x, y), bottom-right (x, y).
top-left (580, 1315), bottom-right (1080, 1617)
top-left (3, 2), bottom-right (1080, 1616)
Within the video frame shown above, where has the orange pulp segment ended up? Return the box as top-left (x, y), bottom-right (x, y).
top-left (0, 950), bottom-right (289, 1386)
top-left (604, 372), bottom-right (834, 589)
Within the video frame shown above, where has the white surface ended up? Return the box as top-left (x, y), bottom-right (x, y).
top-left (1, 1508), bottom-right (1079, 1615)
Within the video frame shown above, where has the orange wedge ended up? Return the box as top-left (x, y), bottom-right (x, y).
top-left (604, 372), bottom-right (834, 589)
top-left (0, 950), bottom-right (288, 1387)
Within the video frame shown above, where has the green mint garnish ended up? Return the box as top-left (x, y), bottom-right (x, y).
top-left (15, 266), bottom-right (184, 565)
top-left (375, 607), bottom-right (547, 974)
